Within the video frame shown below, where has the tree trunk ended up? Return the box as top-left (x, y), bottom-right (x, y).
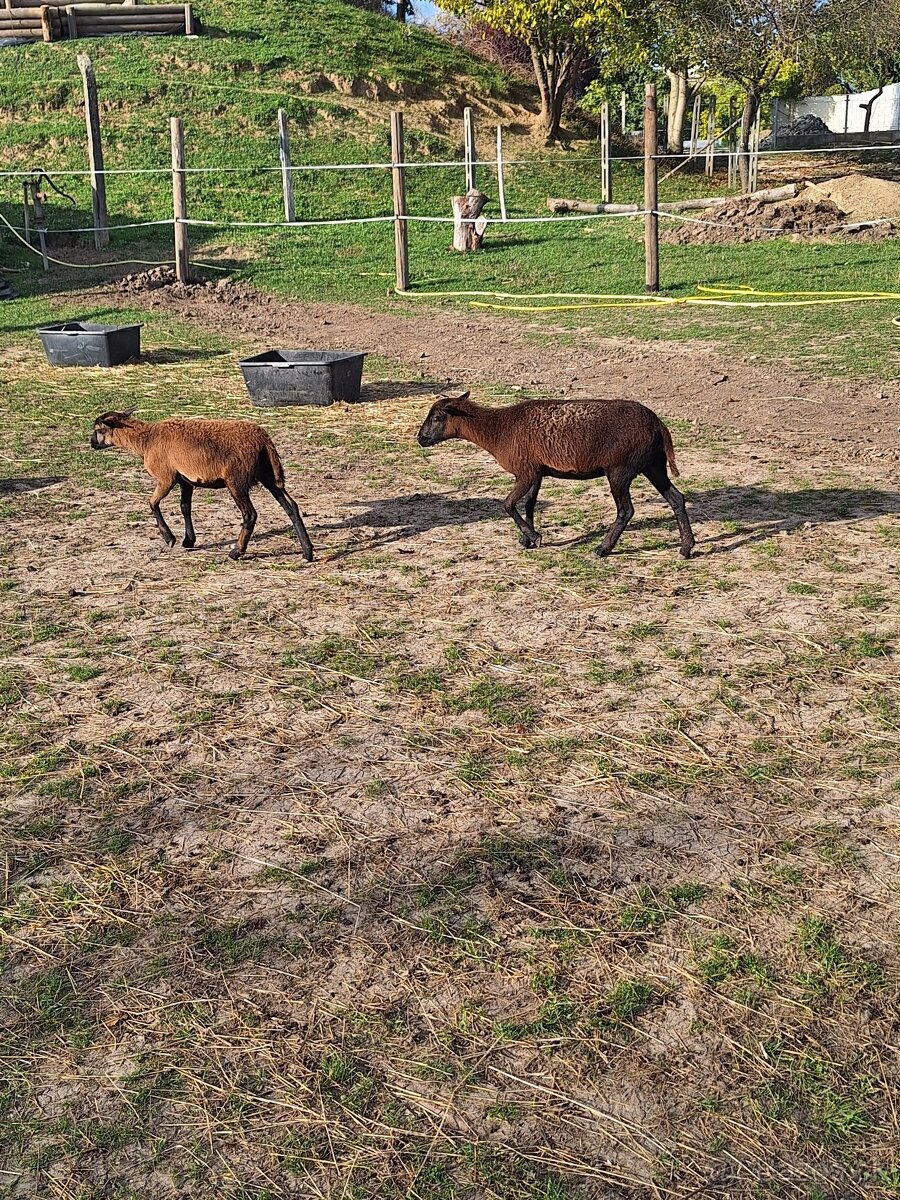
top-left (530, 42), bottom-right (571, 143)
top-left (395, 0), bottom-right (407, 20)
top-left (666, 66), bottom-right (688, 154)
top-left (738, 86), bottom-right (760, 192)
top-left (860, 84), bottom-right (885, 133)
top-left (451, 188), bottom-right (488, 251)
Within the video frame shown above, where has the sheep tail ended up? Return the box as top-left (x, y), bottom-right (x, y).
top-left (263, 436), bottom-right (286, 489)
top-left (662, 423), bottom-right (680, 478)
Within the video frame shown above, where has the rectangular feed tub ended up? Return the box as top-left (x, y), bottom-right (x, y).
top-left (37, 321), bottom-right (142, 367)
top-left (238, 350), bottom-right (366, 407)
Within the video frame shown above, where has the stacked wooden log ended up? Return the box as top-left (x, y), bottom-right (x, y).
top-left (0, 0), bottom-right (196, 42)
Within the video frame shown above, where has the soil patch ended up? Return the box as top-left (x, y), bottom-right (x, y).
top-left (803, 172), bottom-right (900, 223)
top-left (93, 272), bottom-right (900, 472)
top-left (662, 188), bottom-right (896, 247)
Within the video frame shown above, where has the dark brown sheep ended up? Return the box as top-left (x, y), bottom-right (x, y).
top-left (417, 393), bottom-right (694, 558)
top-left (90, 412), bottom-right (313, 561)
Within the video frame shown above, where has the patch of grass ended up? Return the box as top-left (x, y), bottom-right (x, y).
top-left (619, 881), bottom-right (709, 931)
top-left (13, 969), bottom-right (92, 1044)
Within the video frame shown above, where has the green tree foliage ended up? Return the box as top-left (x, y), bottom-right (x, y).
top-left (685, 0), bottom-right (819, 186)
top-left (436, 0), bottom-right (631, 140)
top-left (820, 0), bottom-right (900, 131)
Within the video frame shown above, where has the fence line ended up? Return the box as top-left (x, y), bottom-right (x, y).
top-left (3, 140), bottom-right (899, 181)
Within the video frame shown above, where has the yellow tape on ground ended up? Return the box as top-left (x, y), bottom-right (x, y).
top-left (396, 284), bottom-right (900, 322)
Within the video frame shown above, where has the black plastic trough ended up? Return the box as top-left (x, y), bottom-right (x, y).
top-left (238, 350), bottom-right (366, 407)
top-left (37, 321), bottom-right (142, 367)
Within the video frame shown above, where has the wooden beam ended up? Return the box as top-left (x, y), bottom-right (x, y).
top-left (463, 106), bottom-right (476, 192)
top-left (170, 116), bottom-right (191, 283)
top-left (277, 108), bottom-right (295, 224)
top-left (77, 53), bottom-right (109, 248)
top-left (644, 82), bottom-right (659, 294)
top-left (390, 110), bottom-right (409, 292)
top-left (600, 100), bottom-right (611, 203)
top-left (496, 124), bottom-right (507, 222)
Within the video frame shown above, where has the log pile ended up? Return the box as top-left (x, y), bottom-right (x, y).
top-left (0, 0), bottom-right (196, 42)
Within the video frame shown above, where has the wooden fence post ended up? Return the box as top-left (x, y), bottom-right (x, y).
top-left (77, 54), bottom-right (108, 249)
top-left (39, 4), bottom-right (53, 40)
top-left (22, 181), bottom-right (32, 246)
top-left (600, 100), bottom-right (611, 203)
top-left (728, 96), bottom-right (737, 188)
top-left (749, 108), bottom-right (761, 193)
top-left (689, 91), bottom-right (701, 158)
top-left (621, 89), bottom-right (627, 133)
top-left (184, 2), bottom-right (195, 34)
top-left (170, 116), bottom-right (191, 283)
top-left (496, 124), bottom-right (507, 222)
top-left (390, 110), bottom-right (409, 292)
top-left (705, 96), bottom-right (716, 176)
top-left (644, 82), bottom-right (659, 294)
top-left (463, 106), bottom-right (476, 192)
top-left (277, 108), bottom-right (295, 224)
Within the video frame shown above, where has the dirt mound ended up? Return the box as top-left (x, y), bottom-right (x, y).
top-left (115, 267), bottom-right (256, 303)
top-left (115, 266), bottom-right (178, 292)
top-left (662, 189), bottom-right (896, 245)
top-left (803, 173), bottom-right (900, 223)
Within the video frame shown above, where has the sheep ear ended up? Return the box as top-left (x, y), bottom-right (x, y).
top-left (439, 389), bottom-right (469, 403)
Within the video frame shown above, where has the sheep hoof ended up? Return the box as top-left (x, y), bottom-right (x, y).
top-left (519, 534), bottom-right (541, 550)
top-left (182, 538), bottom-right (196, 550)
top-left (162, 535), bottom-right (176, 549)
top-left (680, 545), bottom-right (694, 560)
top-left (228, 548), bottom-right (244, 561)
top-left (596, 545), bottom-right (613, 557)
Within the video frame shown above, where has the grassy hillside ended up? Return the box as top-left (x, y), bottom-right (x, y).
top-left (3, 0), bottom-right (900, 381)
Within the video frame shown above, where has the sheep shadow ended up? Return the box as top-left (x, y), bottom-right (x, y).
top-left (357, 380), bottom-right (447, 404)
top-left (318, 483), bottom-right (900, 559)
top-left (0, 476), bottom-right (66, 495)
top-left (690, 483), bottom-right (900, 552)
top-left (315, 493), bottom-right (503, 551)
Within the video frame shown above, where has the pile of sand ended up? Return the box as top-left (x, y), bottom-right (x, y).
top-left (803, 174), bottom-right (900, 223)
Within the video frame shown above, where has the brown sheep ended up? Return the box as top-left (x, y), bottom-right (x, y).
top-left (90, 412), bottom-right (313, 561)
top-left (417, 393), bottom-right (694, 558)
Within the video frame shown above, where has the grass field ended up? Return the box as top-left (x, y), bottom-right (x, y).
top-left (1, 287), bottom-right (899, 1199)
top-left (2, 3), bottom-right (900, 1196)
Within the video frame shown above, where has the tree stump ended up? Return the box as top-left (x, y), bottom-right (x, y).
top-left (451, 188), bottom-right (488, 251)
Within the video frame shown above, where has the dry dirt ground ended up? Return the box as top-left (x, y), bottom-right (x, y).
top-left (1, 288), bottom-right (899, 1200)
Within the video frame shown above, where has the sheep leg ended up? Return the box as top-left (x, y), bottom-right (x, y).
top-left (228, 487), bottom-right (257, 560)
top-left (597, 469), bottom-right (635, 557)
top-left (265, 484), bottom-right (314, 562)
top-left (521, 476), bottom-right (543, 546)
top-left (645, 464), bottom-right (695, 559)
top-left (504, 473), bottom-right (542, 549)
top-left (179, 481), bottom-right (196, 549)
top-left (149, 479), bottom-right (177, 548)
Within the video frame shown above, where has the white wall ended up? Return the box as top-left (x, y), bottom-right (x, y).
top-left (781, 82), bottom-right (900, 133)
